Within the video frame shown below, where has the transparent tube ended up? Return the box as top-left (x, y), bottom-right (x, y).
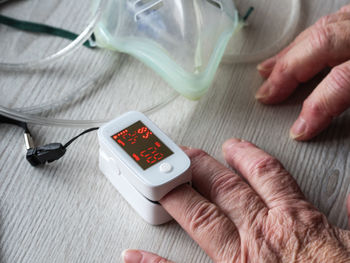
top-left (0, 0), bottom-right (106, 70)
top-left (0, 0), bottom-right (179, 127)
top-left (13, 63), bottom-right (107, 114)
top-left (0, 92), bottom-right (179, 127)
top-left (223, 0), bottom-right (301, 63)
top-left (0, 0), bottom-right (301, 128)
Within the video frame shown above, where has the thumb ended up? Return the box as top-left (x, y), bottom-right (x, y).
top-left (122, 249), bottom-right (174, 263)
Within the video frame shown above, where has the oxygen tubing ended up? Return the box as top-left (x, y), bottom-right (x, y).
top-left (0, 0), bottom-right (179, 127)
top-left (0, 0), bottom-right (106, 70)
top-left (0, 92), bottom-right (179, 128)
top-left (0, 0), bottom-right (300, 127)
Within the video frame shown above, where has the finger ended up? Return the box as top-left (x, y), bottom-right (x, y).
top-left (290, 60), bottom-right (350, 140)
top-left (122, 249), bottom-right (173, 263)
top-left (160, 185), bottom-right (241, 262)
top-left (255, 20), bottom-right (350, 104)
top-left (339, 4), bottom-right (350, 13)
top-left (222, 139), bottom-right (305, 209)
top-left (177, 148), bottom-right (267, 229)
top-left (257, 28), bottom-right (311, 79)
top-left (257, 11), bottom-right (350, 79)
top-left (257, 30), bottom-right (309, 79)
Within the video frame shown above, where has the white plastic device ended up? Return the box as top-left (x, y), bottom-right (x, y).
top-left (98, 111), bottom-right (191, 225)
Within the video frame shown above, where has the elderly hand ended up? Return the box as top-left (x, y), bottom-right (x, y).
top-left (123, 139), bottom-right (350, 263)
top-left (256, 5), bottom-right (350, 141)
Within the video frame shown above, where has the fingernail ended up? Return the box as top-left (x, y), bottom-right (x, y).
top-left (257, 58), bottom-right (275, 72)
top-left (255, 81), bottom-right (271, 100)
top-left (122, 250), bottom-right (143, 263)
top-left (222, 138), bottom-right (242, 152)
top-left (290, 118), bottom-right (307, 140)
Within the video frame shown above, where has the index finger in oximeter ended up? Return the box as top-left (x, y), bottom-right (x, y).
top-left (98, 111), bottom-right (191, 225)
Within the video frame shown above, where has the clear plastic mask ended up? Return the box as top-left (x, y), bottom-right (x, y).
top-left (93, 0), bottom-right (238, 99)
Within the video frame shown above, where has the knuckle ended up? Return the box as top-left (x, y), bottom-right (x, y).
top-left (297, 208), bottom-right (326, 228)
top-left (308, 26), bottom-right (334, 52)
top-left (188, 148), bottom-right (208, 161)
top-left (302, 98), bottom-right (325, 116)
top-left (339, 5), bottom-right (350, 13)
top-left (272, 60), bottom-right (289, 76)
top-left (189, 149), bottom-right (212, 167)
top-left (189, 149), bottom-right (212, 172)
top-left (327, 65), bottom-right (350, 95)
top-left (315, 15), bottom-right (333, 27)
top-left (302, 97), bottom-right (332, 120)
top-left (266, 60), bottom-right (292, 88)
top-left (186, 199), bottom-right (221, 234)
top-left (241, 192), bottom-right (264, 215)
top-left (209, 170), bottom-right (243, 201)
top-left (248, 156), bottom-right (283, 177)
top-left (319, 65), bottom-right (350, 116)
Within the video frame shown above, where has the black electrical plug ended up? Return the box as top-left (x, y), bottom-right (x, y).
top-left (23, 127), bottom-right (98, 167)
top-left (1, 114), bottom-right (98, 167)
top-left (23, 132), bottom-right (66, 167)
top-left (26, 143), bottom-right (66, 167)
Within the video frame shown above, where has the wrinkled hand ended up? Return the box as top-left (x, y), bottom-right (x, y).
top-left (123, 139), bottom-right (350, 263)
top-left (256, 5), bottom-right (350, 141)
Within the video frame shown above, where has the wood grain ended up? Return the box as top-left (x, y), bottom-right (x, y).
top-left (1, 0), bottom-right (350, 262)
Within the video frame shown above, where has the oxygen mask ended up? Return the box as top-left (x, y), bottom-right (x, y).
top-left (93, 0), bottom-right (239, 99)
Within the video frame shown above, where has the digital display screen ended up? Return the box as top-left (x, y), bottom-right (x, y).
top-left (111, 121), bottom-right (174, 170)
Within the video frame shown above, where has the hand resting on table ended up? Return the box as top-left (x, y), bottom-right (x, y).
top-left (123, 5), bottom-right (350, 262)
top-left (123, 139), bottom-right (350, 263)
top-left (256, 4), bottom-right (350, 141)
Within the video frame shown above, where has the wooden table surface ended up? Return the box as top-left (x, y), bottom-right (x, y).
top-left (1, 0), bottom-right (350, 262)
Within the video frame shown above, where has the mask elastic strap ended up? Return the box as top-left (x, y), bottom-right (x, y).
top-left (0, 14), bottom-right (97, 49)
top-left (241, 7), bottom-right (254, 22)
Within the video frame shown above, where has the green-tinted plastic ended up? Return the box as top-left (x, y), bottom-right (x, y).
top-left (93, 0), bottom-right (238, 99)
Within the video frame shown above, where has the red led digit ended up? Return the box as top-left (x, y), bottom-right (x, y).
top-left (156, 153), bottom-right (164, 160)
top-left (146, 153), bottom-right (163, 164)
top-left (137, 126), bottom-right (152, 139)
top-left (140, 150), bottom-right (150, 158)
top-left (142, 146), bottom-right (164, 164)
top-left (141, 147), bottom-right (156, 164)
top-left (112, 121), bottom-right (174, 170)
top-left (154, 153), bottom-right (164, 161)
top-left (132, 153), bottom-right (140, 161)
top-left (123, 132), bottom-right (138, 145)
top-left (146, 154), bottom-right (156, 164)
top-left (117, 139), bottom-right (125, 146)
top-left (147, 158), bottom-right (156, 164)
top-left (138, 127), bottom-right (148, 134)
top-left (142, 131), bottom-right (150, 139)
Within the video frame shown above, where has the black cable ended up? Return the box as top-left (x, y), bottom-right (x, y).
top-left (0, 114), bottom-right (99, 166)
top-left (0, 114), bottom-right (30, 134)
top-left (63, 127), bottom-right (99, 148)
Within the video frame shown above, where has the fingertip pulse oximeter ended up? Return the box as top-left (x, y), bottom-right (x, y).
top-left (98, 111), bottom-right (191, 225)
